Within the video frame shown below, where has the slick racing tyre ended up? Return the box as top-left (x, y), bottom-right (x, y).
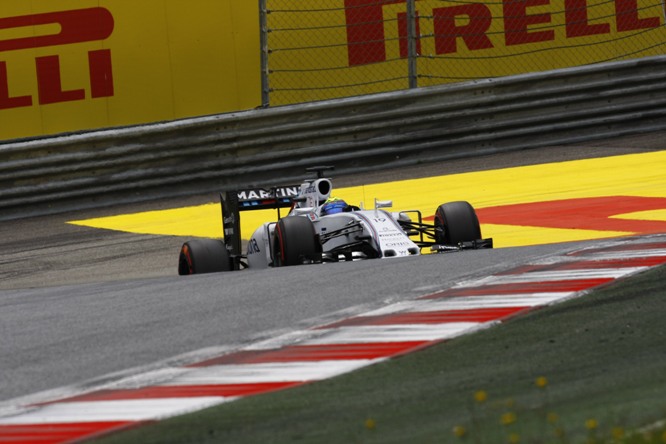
top-left (178, 239), bottom-right (232, 275)
top-left (273, 216), bottom-right (320, 266)
top-left (434, 201), bottom-right (482, 245)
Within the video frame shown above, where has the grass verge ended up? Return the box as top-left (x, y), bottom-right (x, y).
top-left (95, 265), bottom-right (666, 444)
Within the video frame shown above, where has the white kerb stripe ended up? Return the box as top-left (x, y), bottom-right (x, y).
top-left (162, 360), bottom-right (381, 385)
top-left (303, 323), bottom-right (481, 345)
top-left (0, 397), bottom-right (233, 424)
top-left (580, 249), bottom-right (666, 259)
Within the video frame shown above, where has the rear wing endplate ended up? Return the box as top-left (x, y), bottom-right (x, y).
top-left (220, 185), bottom-right (300, 268)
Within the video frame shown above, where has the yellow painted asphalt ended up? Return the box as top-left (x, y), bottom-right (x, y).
top-left (69, 151), bottom-right (666, 248)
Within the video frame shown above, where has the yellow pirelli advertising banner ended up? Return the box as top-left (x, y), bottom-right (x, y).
top-left (265, 0), bottom-right (666, 104)
top-left (2, 0), bottom-right (665, 139)
top-left (0, 1), bottom-right (261, 140)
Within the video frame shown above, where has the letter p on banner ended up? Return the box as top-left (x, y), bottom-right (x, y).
top-left (0, 8), bottom-right (115, 108)
top-left (0, 8), bottom-right (114, 52)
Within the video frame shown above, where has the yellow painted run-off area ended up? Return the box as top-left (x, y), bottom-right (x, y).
top-left (69, 151), bottom-right (666, 248)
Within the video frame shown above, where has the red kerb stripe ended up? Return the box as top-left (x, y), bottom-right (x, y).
top-left (189, 342), bottom-right (430, 366)
top-left (422, 278), bottom-right (614, 298)
top-left (319, 307), bottom-right (530, 328)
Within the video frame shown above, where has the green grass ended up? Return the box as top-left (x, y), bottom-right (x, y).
top-left (95, 265), bottom-right (666, 444)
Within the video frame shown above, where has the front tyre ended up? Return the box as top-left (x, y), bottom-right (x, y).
top-left (178, 239), bottom-right (232, 275)
top-left (273, 217), bottom-right (319, 266)
top-left (435, 201), bottom-right (482, 245)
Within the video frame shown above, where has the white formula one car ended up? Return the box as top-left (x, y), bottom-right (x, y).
top-left (178, 167), bottom-right (492, 275)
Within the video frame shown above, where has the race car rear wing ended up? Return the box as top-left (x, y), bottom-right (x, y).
top-left (220, 185), bottom-right (300, 268)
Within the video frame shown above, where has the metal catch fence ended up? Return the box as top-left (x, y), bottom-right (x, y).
top-left (261, 0), bottom-right (666, 106)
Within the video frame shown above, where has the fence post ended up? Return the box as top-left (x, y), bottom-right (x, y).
top-left (259, 0), bottom-right (270, 107)
top-left (406, 0), bottom-right (418, 89)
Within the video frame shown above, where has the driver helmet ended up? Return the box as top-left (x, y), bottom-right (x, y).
top-left (321, 197), bottom-right (348, 215)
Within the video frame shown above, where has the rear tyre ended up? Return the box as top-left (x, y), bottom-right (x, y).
top-left (434, 201), bottom-right (482, 245)
top-left (273, 217), bottom-right (319, 266)
top-left (178, 239), bottom-right (232, 275)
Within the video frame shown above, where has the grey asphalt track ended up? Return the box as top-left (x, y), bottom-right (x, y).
top-left (1, 243), bottom-right (580, 402)
top-left (0, 138), bottom-right (663, 404)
